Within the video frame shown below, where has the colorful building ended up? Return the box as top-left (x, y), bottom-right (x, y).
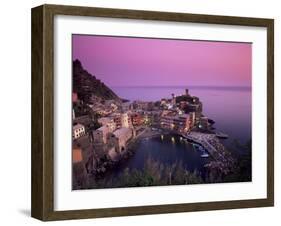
top-left (93, 125), bottom-right (110, 144)
top-left (112, 113), bottom-right (132, 128)
top-left (98, 117), bottom-right (116, 132)
top-left (109, 128), bottom-right (133, 152)
top-left (160, 113), bottom-right (192, 133)
top-left (130, 113), bottom-right (143, 126)
top-left (73, 123), bottom-right (85, 139)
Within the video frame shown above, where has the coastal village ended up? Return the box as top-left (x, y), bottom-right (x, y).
top-left (72, 60), bottom-right (235, 189)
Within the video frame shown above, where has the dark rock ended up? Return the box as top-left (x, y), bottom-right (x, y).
top-left (73, 59), bottom-right (121, 103)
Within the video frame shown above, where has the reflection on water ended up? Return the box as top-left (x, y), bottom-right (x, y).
top-left (98, 135), bottom-right (210, 185)
top-left (126, 135), bottom-right (209, 171)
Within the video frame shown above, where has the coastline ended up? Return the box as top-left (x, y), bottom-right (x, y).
top-left (72, 82), bottom-right (251, 189)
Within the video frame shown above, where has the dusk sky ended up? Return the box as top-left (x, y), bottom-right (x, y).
top-left (72, 35), bottom-right (252, 88)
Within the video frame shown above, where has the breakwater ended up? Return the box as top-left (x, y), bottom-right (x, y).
top-left (182, 132), bottom-right (235, 174)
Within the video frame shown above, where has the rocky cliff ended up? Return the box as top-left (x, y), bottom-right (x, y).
top-left (73, 59), bottom-right (121, 103)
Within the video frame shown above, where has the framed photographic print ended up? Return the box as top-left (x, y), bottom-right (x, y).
top-left (31, 4), bottom-right (274, 221)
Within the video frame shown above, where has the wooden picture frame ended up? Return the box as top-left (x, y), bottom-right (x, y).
top-left (31, 4), bottom-right (274, 221)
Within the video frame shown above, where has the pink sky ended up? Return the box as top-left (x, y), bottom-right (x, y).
top-left (72, 35), bottom-right (252, 87)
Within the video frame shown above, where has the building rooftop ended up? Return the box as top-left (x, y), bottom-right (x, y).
top-left (73, 123), bottom-right (84, 130)
top-left (122, 102), bottom-right (131, 106)
top-left (179, 113), bottom-right (190, 118)
top-left (113, 127), bottom-right (131, 138)
top-left (162, 113), bottom-right (190, 121)
top-left (98, 117), bottom-right (111, 124)
top-left (97, 125), bottom-right (109, 132)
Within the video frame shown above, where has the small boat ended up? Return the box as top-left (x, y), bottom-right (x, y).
top-left (201, 153), bottom-right (209, 158)
top-left (192, 143), bottom-right (200, 147)
top-left (199, 146), bottom-right (209, 157)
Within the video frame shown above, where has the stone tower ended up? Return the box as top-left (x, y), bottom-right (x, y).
top-left (171, 93), bottom-right (176, 105)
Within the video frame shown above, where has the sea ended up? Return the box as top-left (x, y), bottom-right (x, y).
top-left (111, 86), bottom-right (252, 144)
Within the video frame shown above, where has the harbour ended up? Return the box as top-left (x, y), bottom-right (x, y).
top-left (72, 62), bottom-right (251, 189)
